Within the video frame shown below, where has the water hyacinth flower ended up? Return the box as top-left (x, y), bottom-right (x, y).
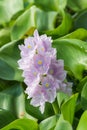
top-left (18, 29), bottom-right (72, 113)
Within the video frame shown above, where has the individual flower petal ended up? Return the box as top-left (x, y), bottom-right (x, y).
top-left (41, 75), bottom-right (58, 103)
top-left (33, 54), bottom-right (51, 74)
top-left (19, 37), bottom-right (36, 57)
top-left (25, 75), bottom-right (41, 98)
top-left (18, 50), bottom-right (35, 70)
top-left (23, 66), bottom-right (39, 86)
top-left (59, 81), bottom-right (72, 96)
top-left (48, 59), bottom-right (67, 81)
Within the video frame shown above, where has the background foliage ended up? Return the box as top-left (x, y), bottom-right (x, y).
top-left (0, 0), bottom-right (87, 129)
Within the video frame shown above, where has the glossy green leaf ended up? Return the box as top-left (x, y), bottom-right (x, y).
top-left (35, 9), bottom-right (57, 32)
top-left (61, 28), bottom-right (87, 41)
top-left (0, 109), bottom-right (16, 129)
top-left (1, 119), bottom-right (38, 130)
top-left (61, 93), bottom-right (78, 124)
top-left (34, 0), bottom-right (67, 11)
top-left (11, 6), bottom-right (36, 40)
top-left (74, 10), bottom-right (87, 30)
top-left (11, 5), bottom-right (58, 40)
top-left (53, 39), bottom-right (87, 80)
top-left (0, 83), bottom-right (25, 118)
top-left (39, 115), bottom-right (58, 130)
top-left (67, 0), bottom-right (87, 11)
top-left (0, 28), bottom-right (11, 47)
top-left (0, 0), bottom-right (24, 24)
top-left (0, 83), bottom-right (36, 120)
top-left (76, 110), bottom-right (87, 130)
top-left (0, 40), bottom-right (23, 81)
top-left (81, 81), bottom-right (87, 110)
top-left (46, 11), bottom-right (72, 38)
top-left (54, 115), bottom-right (72, 130)
top-left (57, 92), bottom-right (69, 108)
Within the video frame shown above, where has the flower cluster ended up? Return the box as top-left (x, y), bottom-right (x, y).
top-left (18, 30), bottom-right (72, 113)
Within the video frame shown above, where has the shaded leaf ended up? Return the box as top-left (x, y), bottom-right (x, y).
top-left (0, 28), bottom-right (11, 47)
top-left (0, 109), bottom-right (16, 129)
top-left (0, 83), bottom-right (25, 118)
top-left (0, 40), bottom-right (23, 81)
top-left (25, 97), bottom-right (54, 121)
top-left (81, 81), bottom-right (87, 110)
top-left (77, 76), bottom-right (87, 92)
top-left (67, 0), bottom-right (87, 11)
top-left (74, 10), bottom-right (87, 30)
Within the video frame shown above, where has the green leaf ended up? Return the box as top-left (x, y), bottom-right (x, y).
top-left (46, 11), bottom-right (72, 38)
top-left (61, 93), bottom-right (78, 124)
top-left (11, 6), bottom-right (36, 40)
top-left (0, 83), bottom-right (25, 118)
top-left (35, 9), bottom-right (57, 32)
top-left (1, 119), bottom-right (38, 130)
top-left (34, 0), bottom-right (67, 11)
top-left (0, 79), bottom-right (15, 91)
top-left (25, 97), bottom-right (54, 121)
top-left (0, 0), bottom-right (24, 24)
top-left (77, 76), bottom-right (87, 92)
top-left (25, 96), bottom-right (45, 121)
top-left (0, 83), bottom-right (36, 120)
top-left (53, 39), bottom-right (87, 80)
top-left (76, 110), bottom-right (87, 130)
top-left (11, 5), bottom-right (58, 40)
top-left (81, 81), bottom-right (87, 110)
top-left (0, 28), bottom-right (11, 47)
top-left (39, 115), bottom-right (58, 130)
top-left (0, 109), bottom-right (16, 129)
top-left (61, 28), bottom-right (87, 41)
top-left (54, 115), bottom-right (72, 130)
top-left (74, 10), bottom-right (87, 30)
top-left (67, 0), bottom-right (87, 11)
top-left (0, 40), bottom-right (23, 81)
top-left (57, 92), bottom-right (69, 108)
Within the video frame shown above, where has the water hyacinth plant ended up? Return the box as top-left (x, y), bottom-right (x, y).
top-left (18, 30), bottom-right (72, 113)
top-left (1, 0), bottom-right (87, 130)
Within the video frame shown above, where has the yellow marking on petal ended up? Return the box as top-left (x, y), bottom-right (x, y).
top-left (45, 83), bottom-right (49, 88)
top-left (38, 60), bottom-right (42, 65)
top-left (49, 69), bottom-right (54, 74)
top-left (41, 47), bottom-right (44, 51)
top-left (28, 44), bottom-right (31, 49)
top-left (33, 72), bottom-right (37, 76)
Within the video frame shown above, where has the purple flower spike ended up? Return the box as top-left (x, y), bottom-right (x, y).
top-left (18, 29), bottom-right (72, 114)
